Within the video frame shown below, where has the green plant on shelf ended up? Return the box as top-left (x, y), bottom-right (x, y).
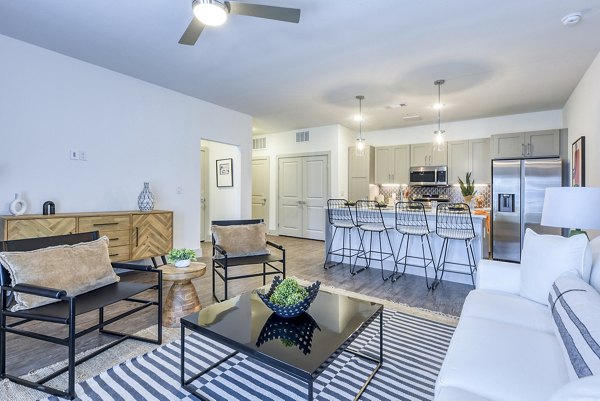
top-left (458, 172), bottom-right (476, 197)
top-left (166, 248), bottom-right (197, 263)
top-left (270, 278), bottom-right (308, 307)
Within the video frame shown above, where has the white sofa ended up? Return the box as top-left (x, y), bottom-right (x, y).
top-left (434, 237), bottom-right (600, 401)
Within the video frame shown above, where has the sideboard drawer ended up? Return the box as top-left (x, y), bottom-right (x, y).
top-left (103, 230), bottom-right (130, 247)
top-left (6, 218), bottom-right (77, 240)
top-left (107, 245), bottom-right (130, 262)
top-left (79, 215), bottom-right (130, 233)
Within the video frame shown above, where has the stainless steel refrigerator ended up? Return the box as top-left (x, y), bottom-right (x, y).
top-left (492, 158), bottom-right (562, 262)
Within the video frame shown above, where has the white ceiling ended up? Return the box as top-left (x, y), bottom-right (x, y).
top-left (1, 0), bottom-right (599, 134)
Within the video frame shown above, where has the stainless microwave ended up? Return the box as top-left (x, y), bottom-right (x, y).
top-left (409, 166), bottom-right (448, 186)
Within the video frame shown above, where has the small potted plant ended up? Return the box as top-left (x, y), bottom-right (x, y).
top-left (458, 172), bottom-right (476, 204)
top-left (167, 248), bottom-right (197, 268)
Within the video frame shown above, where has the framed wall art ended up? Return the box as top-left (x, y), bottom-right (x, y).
top-left (571, 136), bottom-right (585, 187)
top-left (216, 158), bottom-right (233, 187)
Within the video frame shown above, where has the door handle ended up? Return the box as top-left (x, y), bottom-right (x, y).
top-left (528, 143), bottom-right (532, 156)
top-left (135, 227), bottom-right (139, 247)
top-left (521, 143), bottom-right (525, 156)
top-left (262, 198), bottom-right (267, 205)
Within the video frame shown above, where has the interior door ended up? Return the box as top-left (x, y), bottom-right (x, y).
top-left (278, 157), bottom-right (303, 237)
top-left (302, 155), bottom-right (328, 240)
top-left (252, 157), bottom-right (270, 228)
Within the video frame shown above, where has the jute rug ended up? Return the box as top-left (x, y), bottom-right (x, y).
top-left (0, 286), bottom-right (458, 401)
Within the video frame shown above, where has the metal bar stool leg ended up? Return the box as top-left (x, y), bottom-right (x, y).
top-left (323, 226), bottom-right (339, 269)
top-left (383, 229), bottom-right (396, 281)
top-left (420, 235), bottom-right (432, 290)
top-left (392, 233), bottom-right (406, 282)
top-left (425, 234), bottom-right (437, 290)
top-left (352, 229), bottom-right (367, 275)
top-left (465, 239), bottom-right (475, 287)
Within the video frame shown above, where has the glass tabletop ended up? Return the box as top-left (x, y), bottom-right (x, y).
top-left (181, 288), bottom-right (382, 376)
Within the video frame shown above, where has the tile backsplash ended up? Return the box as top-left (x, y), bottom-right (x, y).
top-left (378, 185), bottom-right (491, 208)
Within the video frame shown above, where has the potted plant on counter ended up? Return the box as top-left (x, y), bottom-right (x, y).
top-left (167, 248), bottom-right (197, 268)
top-left (458, 172), bottom-right (476, 205)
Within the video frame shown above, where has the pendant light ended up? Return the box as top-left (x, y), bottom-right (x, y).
top-left (433, 79), bottom-right (446, 150)
top-left (355, 95), bottom-right (366, 156)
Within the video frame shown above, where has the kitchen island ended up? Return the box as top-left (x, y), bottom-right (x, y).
top-left (324, 206), bottom-right (488, 285)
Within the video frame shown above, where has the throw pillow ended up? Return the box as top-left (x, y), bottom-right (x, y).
top-left (520, 228), bottom-right (590, 305)
top-left (211, 223), bottom-right (269, 257)
top-left (548, 274), bottom-right (600, 380)
top-left (0, 236), bottom-right (120, 311)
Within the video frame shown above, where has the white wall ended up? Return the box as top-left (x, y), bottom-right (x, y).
top-left (0, 34), bottom-right (252, 250)
top-left (201, 140), bottom-right (241, 222)
top-left (252, 124), bottom-right (351, 231)
top-left (563, 50), bottom-right (600, 188)
top-left (364, 110), bottom-right (563, 146)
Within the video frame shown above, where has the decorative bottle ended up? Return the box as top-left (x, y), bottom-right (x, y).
top-left (138, 182), bottom-right (154, 211)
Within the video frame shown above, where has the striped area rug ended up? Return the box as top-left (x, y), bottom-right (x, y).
top-left (42, 309), bottom-right (454, 401)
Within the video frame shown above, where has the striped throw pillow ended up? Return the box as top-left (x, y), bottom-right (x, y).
top-left (549, 275), bottom-right (600, 379)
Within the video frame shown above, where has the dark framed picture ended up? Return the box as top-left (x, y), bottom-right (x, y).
top-left (216, 158), bottom-right (233, 187)
top-left (571, 136), bottom-right (585, 187)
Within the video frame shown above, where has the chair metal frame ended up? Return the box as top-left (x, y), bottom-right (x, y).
top-left (352, 200), bottom-right (396, 280)
top-left (0, 232), bottom-right (162, 400)
top-left (212, 219), bottom-right (285, 302)
top-left (392, 201), bottom-right (437, 289)
top-left (433, 202), bottom-right (478, 288)
top-left (323, 199), bottom-right (362, 270)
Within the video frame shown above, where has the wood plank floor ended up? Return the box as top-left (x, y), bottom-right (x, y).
top-left (4, 235), bottom-right (471, 376)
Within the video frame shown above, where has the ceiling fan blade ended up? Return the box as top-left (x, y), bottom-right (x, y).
top-left (179, 18), bottom-right (205, 45)
top-left (226, 2), bottom-right (301, 23)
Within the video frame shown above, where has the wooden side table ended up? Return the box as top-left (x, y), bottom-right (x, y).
top-left (160, 262), bottom-right (206, 328)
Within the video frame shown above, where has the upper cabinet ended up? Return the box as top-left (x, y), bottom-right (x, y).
top-left (491, 130), bottom-right (559, 159)
top-left (374, 145), bottom-right (410, 184)
top-left (348, 146), bottom-right (374, 201)
top-left (447, 138), bottom-right (490, 184)
top-left (410, 143), bottom-right (447, 167)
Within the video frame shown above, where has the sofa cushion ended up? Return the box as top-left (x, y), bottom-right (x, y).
top-left (520, 229), bottom-right (590, 305)
top-left (549, 275), bottom-right (600, 379)
top-left (548, 375), bottom-right (600, 401)
top-left (589, 236), bottom-right (600, 292)
top-left (0, 236), bottom-right (119, 311)
top-left (434, 386), bottom-right (491, 401)
top-left (211, 223), bottom-right (268, 258)
top-left (461, 289), bottom-right (554, 333)
top-left (436, 316), bottom-right (569, 401)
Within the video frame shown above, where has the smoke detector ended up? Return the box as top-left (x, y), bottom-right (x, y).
top-left (561, 12), bottom-right (582, 25)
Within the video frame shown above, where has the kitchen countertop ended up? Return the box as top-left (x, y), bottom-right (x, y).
top-left (326, 206), bottom-right (487, 219)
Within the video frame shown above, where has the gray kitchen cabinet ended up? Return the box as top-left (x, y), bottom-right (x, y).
top-left (447, 140), bottom-right (469, 184)
top-left (348, 146), bottom-right (374, 201)
top-left (393, 145), bottom-right (410, 184)
top-left (526, 130), bottom-right (560, 157)
top-left (448, 138), bottom-right (491, 184)
top-left (374, 147), bottom-right (393, 184)
top-left (491, 130), bottom-right (559, 158)
top-left (375, 145), bottom-right (410, 184)
top-left (410, 142), bottom-right (447, 166)
top-left (469, 138), bottom-right (491, 183)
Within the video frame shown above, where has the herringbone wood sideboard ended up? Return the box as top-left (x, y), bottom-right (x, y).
top-left (0, 210), bottom-right (173, 262)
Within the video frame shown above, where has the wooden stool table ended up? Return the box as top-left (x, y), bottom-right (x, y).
top-left (160, 262), bottom-right (206, 328)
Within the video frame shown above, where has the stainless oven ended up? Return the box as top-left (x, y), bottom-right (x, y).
top-left (409, 166), bottom-right (448, 186)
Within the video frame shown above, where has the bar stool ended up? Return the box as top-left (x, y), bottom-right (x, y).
top-left (324, 199), bottom-right (359, 270)
top-left (433, 202), bottom-right (477, 288)
top-left (392, 201), bottom-right (437, 289)
top-left (353, 200), bottom-right (396, 280)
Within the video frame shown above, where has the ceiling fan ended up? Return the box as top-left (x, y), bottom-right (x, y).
top-left (179, 0), bottom-right (301, 45)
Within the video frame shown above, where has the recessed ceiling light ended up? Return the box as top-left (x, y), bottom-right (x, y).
top-left (432, 103), bottom-right (445, 110)
top-left (385, 103), bottom-right (407, 109)
top-left (561, 12), bottom-right (582, 25)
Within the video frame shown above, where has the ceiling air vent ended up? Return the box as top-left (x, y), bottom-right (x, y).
top-left (252, 137), bottom-right (266, 150)
top-left (296, 131), bottom-right (310, 142)
top-left (402, 115), bottom-right (422, 121)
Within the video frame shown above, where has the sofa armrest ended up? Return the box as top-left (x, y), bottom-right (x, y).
top-left (111, 262), bottom-right (154, 272)
top-left (476, 259), bottom-right (521, 294)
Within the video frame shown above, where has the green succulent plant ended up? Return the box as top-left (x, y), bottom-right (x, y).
top-left (458, 172), bottom-right (476, 197)
top-left (166, 248), bottom-right (197, 263)
top-left (269, 278), bottom-right (308, 307)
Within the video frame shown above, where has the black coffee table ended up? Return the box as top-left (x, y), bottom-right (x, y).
top-left (180, 288), bottom-right (383, 400)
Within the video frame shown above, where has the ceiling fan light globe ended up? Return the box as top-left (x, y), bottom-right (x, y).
top-left (193, 0), bottom-right (228, 26)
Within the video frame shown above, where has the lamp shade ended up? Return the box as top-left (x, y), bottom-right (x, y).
top-left (541, 187), bottom-right (600, 230)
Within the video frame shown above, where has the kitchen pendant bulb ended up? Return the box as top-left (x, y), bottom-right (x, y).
top-left (193, 0), bottom-right (228, 26)
top-left (355, 138), bottom-right (365, 156)
top-left (353, 114), bottom-right (364, 122)
top-left (434, 132), bottom-right (445, 144)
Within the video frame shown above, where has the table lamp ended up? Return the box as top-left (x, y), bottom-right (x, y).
top-left (541, 187), bottom-right (600, 237)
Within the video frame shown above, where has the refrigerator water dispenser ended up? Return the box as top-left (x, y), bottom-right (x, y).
top-left (498, 193), bottom-right (515, 212)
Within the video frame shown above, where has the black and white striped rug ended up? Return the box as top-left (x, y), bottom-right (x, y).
top-left (43, 309), bottom-right (454, 401)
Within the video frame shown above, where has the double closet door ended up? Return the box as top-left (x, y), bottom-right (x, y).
top-left (278, 154), bottom-right (328, 240)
